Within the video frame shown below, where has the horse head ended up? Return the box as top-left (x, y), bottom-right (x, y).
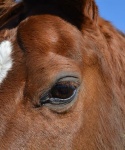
top-left (0, 0), bottom-right (125, 149)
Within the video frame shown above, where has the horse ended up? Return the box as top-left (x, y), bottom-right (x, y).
top-left (0, 0), bottom-right (125, 149)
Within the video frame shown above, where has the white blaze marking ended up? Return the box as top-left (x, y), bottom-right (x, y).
top-left (0, 41), bottom-right (13, 84)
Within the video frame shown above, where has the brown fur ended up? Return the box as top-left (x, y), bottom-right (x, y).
top-left (0, 0), bottom-right (125, 149)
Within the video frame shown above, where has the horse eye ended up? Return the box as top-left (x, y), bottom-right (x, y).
top-left (40, 80), bottom-right (79, 105)
top-left (51, 82), bottom-right (76, 99)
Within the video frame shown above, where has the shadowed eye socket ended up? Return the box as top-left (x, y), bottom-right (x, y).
top-left (40, 77), bottom-right (80, 106)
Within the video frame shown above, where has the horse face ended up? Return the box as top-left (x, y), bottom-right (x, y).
top-left (17, 15), bottom-right (90, 147)
top-left (18, 15), bottom-right (84, 112)
top-left (1, 14), bottom-right (106, 149)
top-left (1, 0), bottom-right (125, 149)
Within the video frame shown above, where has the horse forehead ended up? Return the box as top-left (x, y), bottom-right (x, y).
top-left (19, 15), bottom-right (82, 46)
top-left (41, 27), bottom-right (59, 44)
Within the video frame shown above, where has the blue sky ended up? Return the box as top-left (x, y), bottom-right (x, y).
top-left (95, 0), bottom-right (125, 32)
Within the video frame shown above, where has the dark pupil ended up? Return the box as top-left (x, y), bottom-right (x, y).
top-left (51, 83), bottom-right (75, 99)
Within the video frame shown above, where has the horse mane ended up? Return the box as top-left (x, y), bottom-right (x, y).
top-left (97, 18), bottom-right (125, 112)
top-left (0, 0), bottom-right (24, 30)
top-left (0, 0), bottom-right (15, 16)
